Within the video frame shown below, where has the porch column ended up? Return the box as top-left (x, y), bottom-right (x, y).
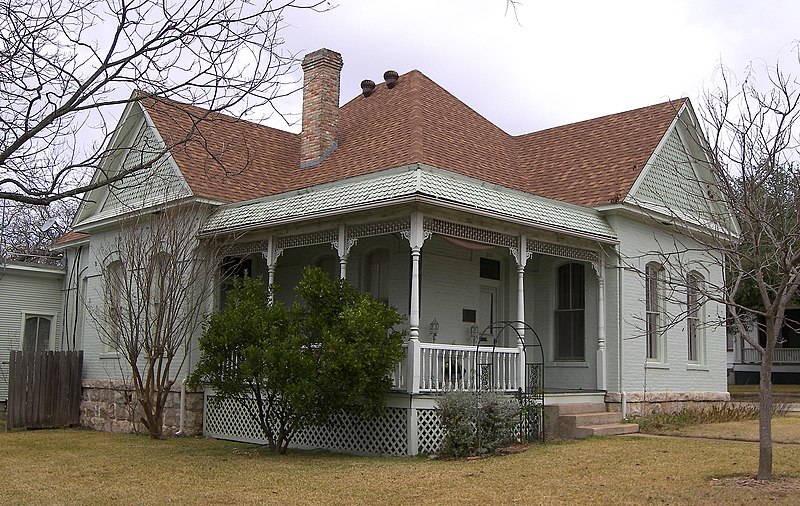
top-left (335, 224), bottom-right (355, 280)
top-left (596, 258), bottom-right (607, 391)
top-left (262, 235), bottom-right (280, 304)
top-left (512, 234), bottom-right (530, 390)
top-left (403, 212), bottom-right (430, 394)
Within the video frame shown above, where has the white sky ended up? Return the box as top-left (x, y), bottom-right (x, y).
top-left (270, 0), bottom-right (799, 135)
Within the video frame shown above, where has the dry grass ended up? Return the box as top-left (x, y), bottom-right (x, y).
top-left (653, 413), bottom-right (800, 444)
top-left (1, 428), bottom-right (800, 504)
top-left (728, 385), bottom-right (800, 395)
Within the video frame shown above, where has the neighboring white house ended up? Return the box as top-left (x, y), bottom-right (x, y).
top-left (0, 261), bottom-right (65, 402)
top-left (52, 48), bottom-right (734, 453)
top-left (730, 311), bottom-right (800, 384)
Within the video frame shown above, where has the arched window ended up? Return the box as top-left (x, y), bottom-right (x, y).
top-left (687, 271), bottom-right (704, 363)
top-left (555, 263), bottom-right (585, 361)
top-left (645, 262), bottom-right (662, 361)
top-left (23, 315), bottom-right (52, 354)
top-left (365, 248), bottom-right (389, 305)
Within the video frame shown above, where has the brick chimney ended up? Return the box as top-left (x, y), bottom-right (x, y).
top-left (300, 48), bottom-right (343, 168)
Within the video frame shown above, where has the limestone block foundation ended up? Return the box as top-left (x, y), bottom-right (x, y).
top-left (80, 379), bottom-right (203, 436)
top-left (605, 391), bottom-right (731, 417)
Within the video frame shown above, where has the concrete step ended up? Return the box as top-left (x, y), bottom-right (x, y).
top-left (562, 411), bottom-right (623, 426)
top-left (550, 402), bottom-right (608, 416)
top-left (574, 423), bottom-right (640, 439)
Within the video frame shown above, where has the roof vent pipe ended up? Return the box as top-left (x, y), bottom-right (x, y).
top-left (361, 79), bottom-right (376, 98)
top-left (384, 70), bottom-right (399, 89)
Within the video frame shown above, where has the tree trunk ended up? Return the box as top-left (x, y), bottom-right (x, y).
top-left (757, 354), bottom-right (773, 480)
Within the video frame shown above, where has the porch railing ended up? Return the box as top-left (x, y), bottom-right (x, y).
top-left (390, 342), bottom-right (521, 393)
top-left (742, 347), bottom-right (800, 364)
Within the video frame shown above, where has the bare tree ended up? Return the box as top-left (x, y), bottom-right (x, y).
top-left (0, 199), bottom-right (76, 264)
top-left (632, 51), bottom-right (800, 480)
top-left (1, 0), bottom-right (325, 206)
top-left (90, 203), bottom-right (224, 438)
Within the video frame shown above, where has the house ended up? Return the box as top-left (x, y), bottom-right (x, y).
top-left (52, 48), bottom-right (732, 454)
top-left (730, 311), bottom-right (800, 384)
top-left (0, 260), bottom-right (65, 404)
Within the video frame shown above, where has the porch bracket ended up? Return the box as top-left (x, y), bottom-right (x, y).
top-left (333, 224), bottom-right (358, 279)
top-left (261, 235), bottom-right (282, 302)
top-left (596, 256), bottom-right (607, 391)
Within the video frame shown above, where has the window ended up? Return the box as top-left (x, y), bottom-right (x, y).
top-left (23, 316), bottom-right (52, 354)
top-left (220, 256), bottom-right (252, 310)
top-left (645, 262), bottom-right (661, 361)
top-left (555, 263), bottom-right (585, 361)
top-left (315, 254), bottom-right (339, 280)
top-left (480, 258), bottom-right (501, 280)
top-left (104, 260), bottom-right (127, 355)
top-left (365, 248), bottom-right (389, 305)
top-left (687, 271), bottom-right (703, 362)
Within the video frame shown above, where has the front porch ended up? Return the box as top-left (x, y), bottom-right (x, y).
top-left (211, 205), bottom-right (616, 396)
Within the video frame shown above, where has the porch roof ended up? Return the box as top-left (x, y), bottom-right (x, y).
top-left (200, 164), bottom-right (617, 242)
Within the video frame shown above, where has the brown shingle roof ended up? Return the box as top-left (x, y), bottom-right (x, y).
top-left (141, 72), bottom-right (685, 208)
top-left (52, 230), bottom-right (89, 246)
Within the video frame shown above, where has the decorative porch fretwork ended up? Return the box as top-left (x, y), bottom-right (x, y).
top-left (223, 240), bottom-right (270, 257)
top-left (424, 217), bottom-right (518, 248)
top-left (526, 239), bottom-right (600, 269)
top-left (275, 229), bottom-right (339, 251)
top-left (348, 219), bottom-right (410, 240)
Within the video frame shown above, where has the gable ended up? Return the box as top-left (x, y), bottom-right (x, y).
top-left (74, 101), bottom-right (192, 228)
top-left (97, 123), bottom-right (191, 216)
top-left (627, 113), bottom-right (728, 230)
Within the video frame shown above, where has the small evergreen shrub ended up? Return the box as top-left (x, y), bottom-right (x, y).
top-left (437, 391), bottom-right (520, 458)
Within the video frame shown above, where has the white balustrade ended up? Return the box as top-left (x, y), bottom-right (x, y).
top-left (413, 343), bottom-right (521, 392)
top-left (741, 347), bottom-right (800, 364)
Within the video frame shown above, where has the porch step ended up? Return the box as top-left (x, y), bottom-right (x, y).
top-left (574, 422), bottom-right (641, 438)
top-left (543, 403), bottom-right (640, 440)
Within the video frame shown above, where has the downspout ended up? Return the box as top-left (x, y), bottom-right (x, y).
top-left (616, 244), bottom-right (626, 416)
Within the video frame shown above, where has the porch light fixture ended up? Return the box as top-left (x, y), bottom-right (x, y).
top-left (470, 323), bottom-right (480, 344)
top-left (429, 319), bottom-right (439, 342)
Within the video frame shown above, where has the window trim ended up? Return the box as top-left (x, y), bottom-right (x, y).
top-left (554, 262), bottom-right (586, 362)
top-left (687, 271), bottom-right (704, 364)
top-left (645, 262), bottom-right (663, 362)
top-left (363, 247), bottom-right (390, 306)
top-left (21, 313), bottom-right (55, 354)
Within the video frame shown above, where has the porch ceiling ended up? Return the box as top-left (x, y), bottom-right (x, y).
top-left (200, 164), bottom-right (617, 242)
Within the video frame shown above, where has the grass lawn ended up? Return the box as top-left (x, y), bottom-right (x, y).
top-left (1, 428), bottom-right (800, 504)
top-left (644, 413), bottom-right (800, 443)
top-left (729, 384), bottom-right (800, 401)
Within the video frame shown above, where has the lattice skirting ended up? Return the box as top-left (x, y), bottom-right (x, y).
top-left (204, 392), bottom-right (541, 456)
top-left (204, 394), bottom-right (408, 455)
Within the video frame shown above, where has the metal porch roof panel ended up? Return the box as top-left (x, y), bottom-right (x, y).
top-left (416, 170), bottom-right (616, 240)
top-left (201, 166), bottom-right (617, 241)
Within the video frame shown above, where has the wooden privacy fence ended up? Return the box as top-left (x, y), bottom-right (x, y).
top-left (6, 350), bottom-right (83, 430)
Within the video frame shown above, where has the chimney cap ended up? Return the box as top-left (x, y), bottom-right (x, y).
top-left (361, 79), bottom-right (376, 98)
top-left (384, 70), bottom-right (399, 89)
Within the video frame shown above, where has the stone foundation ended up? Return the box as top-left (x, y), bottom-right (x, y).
top-left (81, 379), bottom-right (204, 436)
top-left (605, 391), bottom-right (731, 417)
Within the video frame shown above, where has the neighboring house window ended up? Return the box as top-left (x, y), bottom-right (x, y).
top-left (555, 263), bottom-right (585, 361)
top-left (23, 315), bottom-right (52, 354)
top-left (364, 248), bottom-right (389, 305)
top-left (687, 271), bottom-right (703, 363)
top-left (646, 262), bottom-right (662, 361)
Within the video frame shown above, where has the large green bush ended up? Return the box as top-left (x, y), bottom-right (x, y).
top-left (189, 268), bottom-right (405, 453)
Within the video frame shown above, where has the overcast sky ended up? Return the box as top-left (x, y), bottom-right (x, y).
top-left (270, 0), bottom-right (799, 135)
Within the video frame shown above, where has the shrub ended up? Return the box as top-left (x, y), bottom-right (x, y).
top-left (437, 391), bottom-right (520, 458)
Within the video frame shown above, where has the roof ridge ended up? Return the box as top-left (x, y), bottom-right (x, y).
top-left (516, 98), bottom-right (687, 138)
